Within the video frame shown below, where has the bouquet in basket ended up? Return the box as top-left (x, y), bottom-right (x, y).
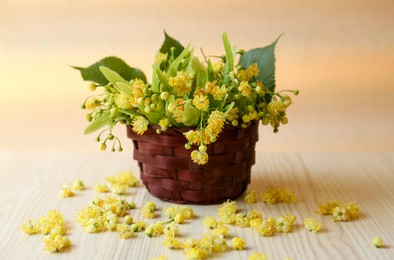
top-left (75, 32), bottom-right (298, 165)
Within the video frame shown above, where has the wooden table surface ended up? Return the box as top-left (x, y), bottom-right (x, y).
top-left (1, 151), bottom-right (393, 259)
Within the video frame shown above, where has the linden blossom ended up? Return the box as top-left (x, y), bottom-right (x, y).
top-left (75, 32), bottom-right (298, 165)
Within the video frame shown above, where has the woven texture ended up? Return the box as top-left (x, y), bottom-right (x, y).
top-left (126, 123), bottom-right (259, 204)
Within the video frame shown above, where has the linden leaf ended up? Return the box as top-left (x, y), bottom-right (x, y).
top-left (84, 111), bottom-right (110, 135)
top-left (73, 56), bottom-right (146, 85)
top-left (159, 31), bottom-right (185, 59)
top-left (222, 32), bottom-right (235, 73)
top-left (182, 100), bottom-right (200, 126)
top-left (238, 35), bottom-right (282, 92)
top-left (99, 66), bottom-right (128, 85)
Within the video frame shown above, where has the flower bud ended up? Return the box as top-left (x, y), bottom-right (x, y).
top-left (199, 145), bottom-right (207, 153)
top-left (151, 94), bottom-right (158, 102)
top-left (168, 103), bottom-right (177, 113)
top-left (100, 143), bottom-right (107, 151)
top-left (86, 114), bottom-right (92, 122)
top-left (129, 201), bottom-right (136, 209)
top-left (124, 215), bottom-right (133, 225)
top-left (144, 106), bottom-right (152, 113)
top-left (160, 92), bottom-right (170, 100)
top-left (89, 83), bottom-right (97, 91)
top-left (372, 236), bottom-right (383, 248)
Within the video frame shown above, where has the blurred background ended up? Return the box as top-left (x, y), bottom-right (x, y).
top-left (1, 0), bottom-right (393, 153)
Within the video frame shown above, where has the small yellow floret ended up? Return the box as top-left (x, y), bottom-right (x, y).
top-left (72, 178), bottom-right (86, 191)
top-left (232, 237), bottom-right (245, 250)
top-left (261, 186), bottom-right (296, 204)
top-left (304, 217), bottom-right (324, 233)
top-left (59, 184), bottom-right (74, 198)
top-left (248, 252), bottom-right (267, 260)
top-left (142, 201), bottom-right (157, 219)
top-left (245, 191), bottom-right (259, 204)
top-left (116, 223), bottom-right (134, 239)
top-left (218, 200), bottom-right (238, 224)
top-left (95, 184), bottom-right (109, 193)
top-left (42, 234), bottom-right (71, 252)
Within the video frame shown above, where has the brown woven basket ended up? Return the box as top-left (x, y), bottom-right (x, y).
top-left (126, 123), bottom-right (259, 204)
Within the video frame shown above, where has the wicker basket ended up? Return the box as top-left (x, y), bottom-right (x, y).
top-left (126, 123), bottom-right (259, 204)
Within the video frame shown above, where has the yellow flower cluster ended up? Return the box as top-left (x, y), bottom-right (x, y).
top-left (190, 150), bottom-right (209, 165)
top-left (131, 115), bottom-right (149, 135)
top-left (116, 223), bottom-right (135, 239)
top-left (193, 94), bottom-right (209, 111)
top-left (76, 196), bottom-right (134, 233)
top-left (142, 201), bottom-right (157, 219)
top-left (218, 199), bottom-right (238, 224)
top-left (237, 63), bottom-right (259, 82)
top-left (182, 232), bottom-right (229, 259)
top-left (21, 210), bottom-right (70, 252)
top-left (276, 214), bottom-right (297, 233)
top-left (95, 183), bottom-right (109, 193)
top-left (60, 178), bottom-right (87, 198)
top-left (202, 216), bottom-right (229, 237)
top-left (163, 205), bottom-right (194, 223)
top-left (202, 216), bottom-right (218, 229)
top-left (72, 178), bottom-right (86, 191)
top-left (244, 191), bottom-right (259, 204)
top-left (59, 184), bottom-right (74, 198)
top-left (248, 252), bottom-right (267, 260)
top-left (168, 71), bottom-right (192, 96)
top-left (316, 200), bottom-right (360, 222)
top-left (250, 217), bottom-right (276, 236)
top-left (104, 171), bottom-right (139, 195)
top-left (152, 256), bottom-right (168, 260)
top-left (231, 237), bottom-right (246, 250)
top-left (145, 221), bottom-right (165, 237)
top-left (315, 200), bottom-right (341, 215)
top-left (304, 217), bottom-right (324, 233)
top-left (261, 186), bottom-right (297, 204)
top-left (162, 223), bottom-right (183, 249)
top-left (239, 81), bottom-right (252, 97)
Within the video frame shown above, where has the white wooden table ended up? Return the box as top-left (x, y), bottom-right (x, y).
top-left (1, 151), bottom-right (393, 259)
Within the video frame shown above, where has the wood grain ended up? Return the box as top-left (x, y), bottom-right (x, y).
top-left (1, 151), bottom-right (393, 259)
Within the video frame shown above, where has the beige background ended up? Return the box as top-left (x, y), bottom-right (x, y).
top-left (1, 0), bottom-right (393, 153)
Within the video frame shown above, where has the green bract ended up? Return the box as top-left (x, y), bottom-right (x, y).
top-left (75, 32), bottom-right (298, 164)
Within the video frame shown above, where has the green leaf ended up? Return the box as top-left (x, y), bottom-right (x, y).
top-left (144, 111), bottom-right (163, 124)
top-left (115, 82), bottom-right (132, 96)
top-left (73, 56), bottom-right (146, 85)
top-left (238, 35), bottom-right (282, 92)
top-left (222, 32), bottom-right (235, 73)
top-left (182, 100), bottom-right (200, 126)
top-left (196, 70), bottom-right (207, 90)
top-left (191, 57), bottom-right (205, 74)
top-left (118, 109), bottom-right (136, 117)
top-left (99, 66), bottom-right (128, 86)
top-left (155, 67), bottom-right (171, 90)
top-left (224, 101), bottom-right (235, 114)
top-left (160, 31), bottom-right (185, 59)
top-left (84, 111), bottom-right (110, 135)
top-left (207, 59), bottom-right (214, 82)
top-left (168, 46), bottom-right (190, 77)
